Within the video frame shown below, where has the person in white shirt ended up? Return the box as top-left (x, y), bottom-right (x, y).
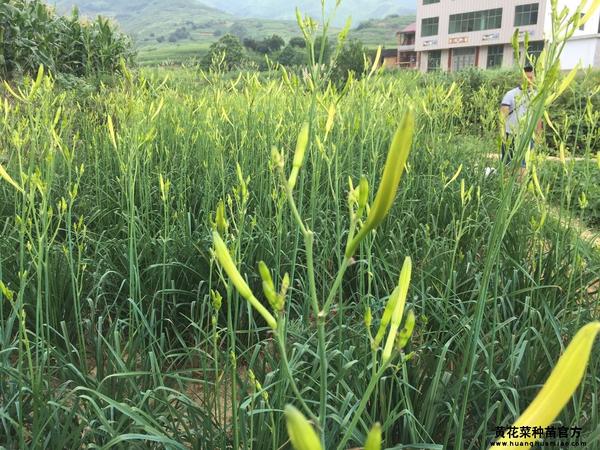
top-left (499, 65), bottom-right (543, 176)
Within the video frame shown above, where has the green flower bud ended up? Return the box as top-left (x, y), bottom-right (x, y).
top-left (364, 306), bottom-right (373, 329)
top-left (284, 405), bottom-right (322, 450)
top-left (364, 423), bottom-right (382, 450)
top-left (396, 309), bottom-right (416, 350)
top-left (212, 232), bottom-right (277, 330)
top-left (382, 257), bottom-right (412, 364)
top-left (210, 289), bottom-right (222, 311)
top-left (288, 122), bottom-right (310, 191)
top-left (346, 110), bottom-right (414, 258)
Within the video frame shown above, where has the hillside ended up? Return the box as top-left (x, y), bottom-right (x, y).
top-left (50, 0), bottom-right (412, 64)
top-left (350, 14), bottom-right (415, 47)
top-left (51, 1), bottom-right (300, 46)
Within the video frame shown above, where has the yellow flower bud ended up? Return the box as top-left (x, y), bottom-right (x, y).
top-left (210, 289), bottom-right (222, 311)
top-left (277, 272), bottom-right (290, 310)
top-left (288, 122), bottom-right (310, 191)
top-left (364, 423), bottom-right (382, 450)
top-left (364, 306), bottom-right (372, 329)
top-left (284, 405), bottom-right (322, 450)
top-left (396, 309), bottom-right (416, 350)
top-left (346, 110), bottom-right (414, 258)
top-left (382, 257), bottom-right (412, 363)
top-left (493, 322), bottom-right (600, 448)
top-left (213, 200), bottom-right (228, 235)
top-left (212, 232), bottom-right (277, 330)
top-left (0, 163), bottom-right (24, 193)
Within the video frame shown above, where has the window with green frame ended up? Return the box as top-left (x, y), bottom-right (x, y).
top-left (514, 3), bottom-right (539, 26)
top-left (486, 45), bottom-right (504, 68)
top-left (449, 8), bottom-right (502, 34)
top-left (421, 17), bottom-right (439, 37)
top-left (515, 40), bottom-right (544, 64)
top-left (526, 41), bottom-right (544, 61)
top-left (427, 50), bottom-right (441, 71)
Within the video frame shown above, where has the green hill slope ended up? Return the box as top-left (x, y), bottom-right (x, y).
top-left (49, 0), bottom-right (411, 64)
top-left (350, 14), bottom-right (415, 47)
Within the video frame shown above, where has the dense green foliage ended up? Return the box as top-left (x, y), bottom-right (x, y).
top-left (0, 64), bottom-right (598, 448)
top-left (428, 68), bottom-right (600, 156)
top-left (201, 33), bottom-right (248, 71)
top-left (0, 0), bottom-right (134, 79)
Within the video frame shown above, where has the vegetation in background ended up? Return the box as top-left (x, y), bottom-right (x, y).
top-left (0, 0), bottom-right (134, 79)
top-left (0, 0), bottom-right (599, 449)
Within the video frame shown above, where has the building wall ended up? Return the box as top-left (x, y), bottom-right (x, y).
top-left (415, 0), bottom-right (549, 53)
top-left (414, 0), bottom-right (600, 71)
top-left (544, 0), bottom-right (600, 40)
top-left (382, 56), bottom-right (398, 68)
top-left (561, 37), bottom-right (600, 68)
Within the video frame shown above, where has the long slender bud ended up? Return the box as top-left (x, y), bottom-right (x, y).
top-left (382, 257), bottom-right (412, 363)
top-left (364, 423), bottom-right (382, 450)
top-left (212, 232), bottom-right (278, 330)
top-left (345, 110), bottom-right (414, 258)
top-left (288, 122), bottom-right (310, 191)
top-left (284, 405), bottom-right (322, 450)
top-left (493, 322), bottom-right (600, 447)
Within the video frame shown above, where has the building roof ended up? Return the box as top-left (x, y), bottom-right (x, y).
top-left (381, 48), bottom-right (397, 58)
top-left (401, 22), bottom-right (416, 33)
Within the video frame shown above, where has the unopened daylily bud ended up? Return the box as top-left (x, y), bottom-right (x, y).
top-left (345, 110), bottom-right (414, 258)
top-left (276, 272), bottom-right (290, 310)
top-left (357, 176), bottom-right (369, 214)
top-left (284, 405), bottom-right (322, 450)
top-left (364, 306), bottom-right (372, 329)
top-left (396, 309), bottom-right (416, 350)
top-left (271, 146), bottom-right (284, 170)
top-left (382, 257), bottom-right (412, 363)
top-left (373, 286), bottom-right (399, 351)
top-left (495, 322), bottom-right (600, 447)
top-left (212, 232), bottom-right (278, 330)
top-left (288, 122), bottom-right (310, 191)
top-left (0, 163), bottom-right (24, 193)
top-left (364, 422), bottom-right (382, 450)
top-left (210, 289), bottom-right (222, 311)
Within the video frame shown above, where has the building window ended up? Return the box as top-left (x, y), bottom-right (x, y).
top-left (487, 45), bottom-right (504, 68)
top-left (514, 3), bottom-right (539, 26)
top-left (516, 41), bottom-right (544, 64)
top-left (449, 8), bottom-right (503, 34)
top-left (421, 17), bottom-right (439, 37)
top-left (579, 13), bottom-right (585, 30)
top-left (452, 47), bottom-right (477, 71)
top-left (427, 50), bottom-right (441, 71)
top-left (423, 0), bottom-right (440, 4)
top-left (526, 41), bottom-right (544, 61)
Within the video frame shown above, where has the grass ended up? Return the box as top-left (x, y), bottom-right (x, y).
top-left (1, 4), bottom-right (600, 449)
top-left (137, 42), bottom-right (211, 66)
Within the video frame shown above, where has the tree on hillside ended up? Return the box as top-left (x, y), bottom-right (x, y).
top-left (277, 44), bottom-right (307, 67)
top-left (331, 40), bottom-right (369, 83)
top-left (201, 34), bottom-right (247, 71)
top-left (243, 38), bottom-right (258, 51)
top-left (288, 37), bottom-right (306, 48)
top-left (265, 34), bottom-right (285, 53)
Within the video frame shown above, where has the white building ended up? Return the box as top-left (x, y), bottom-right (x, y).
top-left (408, 0), bottom-right (600, 72)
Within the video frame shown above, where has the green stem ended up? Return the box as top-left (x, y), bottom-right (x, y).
top-left (276, 325), bottom-right (319, 425)
top-left (336, 357), bottom-right (393, 450)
